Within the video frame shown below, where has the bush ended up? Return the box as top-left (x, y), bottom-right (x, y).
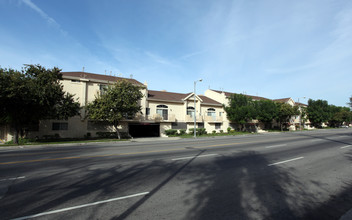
top-left (212, 130), bottom-right (216, 134)
top-left (165, 129), bottom-right (178, 136)
top-left (188, 128), bottom-right (195, 135)
top-left (220, 130), bottom-right (223, 133)
top-left (6, 138), bottom-right (34, 145)
top-left (96, 132), bottom-right (130, 139)
top-left (197, 128), bottom-right (207, 135)
top-left (227, 127), bottom-right (232, 133)
top-left (178, 129), bottom-right (186, 135)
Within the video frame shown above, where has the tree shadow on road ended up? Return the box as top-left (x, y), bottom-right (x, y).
top-left (181, 151), bottom-right (348, 220)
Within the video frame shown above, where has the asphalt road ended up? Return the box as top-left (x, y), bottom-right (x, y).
top-left (1, 129), bottom-right (352, 220)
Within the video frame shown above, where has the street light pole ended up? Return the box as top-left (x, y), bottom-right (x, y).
top-left (194, 79), bottom-right (202, 138)
top-left (298, 97), bottom-right (306, 131)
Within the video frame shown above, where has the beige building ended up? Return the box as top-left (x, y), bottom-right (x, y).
top-left (1, 72), bottom-right (311, 142)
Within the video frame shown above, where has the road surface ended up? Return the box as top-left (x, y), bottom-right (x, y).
top-left (1, 129), bottom-right (352, 219)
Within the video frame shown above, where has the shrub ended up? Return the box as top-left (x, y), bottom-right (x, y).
top-left (220, 130), bottom-right (223, 133)
top-left (165, 129), bottom-right (178, 136)
top-left (188, 128), bottom-right (195, 135)
top-left (212, 130), bottom-right (216, 134)
top-left (96, 132), bottom-right (130, 139)
top-left (178, 129), bottom-right (186, 135)
top-left (197, 128), bottom-right (207, 135)
top-left (227, 127), bottom-right (232, 133)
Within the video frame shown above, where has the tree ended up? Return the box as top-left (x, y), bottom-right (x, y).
top-left (328, 105), bottom-right (351, 127)
top-left (224, 94), bottom-right (256, 131)
top-left (86, 80), bottom-right (143, 139)
top-left (255, 99), bottom-right (278, 129)
top-left (348, 96), bottom-right (352, 109)
top-left (276, 102), bottom-right (299, 131)
top-left (0, 65), bottom-right (80, 144)
top-left (307, 99), bottom-right (330, 128)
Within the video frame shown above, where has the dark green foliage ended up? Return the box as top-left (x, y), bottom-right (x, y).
top-left (255, 100), bottom-right (278, 129)
top-left (96, 132), bottom-right (130, 139)
top-left (188, 128), bottom-right (207, 135)
top-left (179, 129), bottom-right (186, 135)
top-left (0, 65), bottom-right (80, 144)
top-left (328, 105), bottom-right (351, 127)
top-left (307, 99), bottom-right (331, 128)
top-left (86, 80), bottom-right (143, 139)
top-left (165, 129), bottom-right (178, 136)
top-left (224, 94), bottom-right (256, 131)
top-left (276, 102), bottom-right (299, 131)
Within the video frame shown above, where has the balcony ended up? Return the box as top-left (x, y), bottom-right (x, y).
top-left (204, 115), bottom-right (223, 123)
top-left (185, 115), bottom-right (203, 123)
top-left (148, 114), bottom-right (176, 122)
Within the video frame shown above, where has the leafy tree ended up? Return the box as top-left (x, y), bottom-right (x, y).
top-left (328, 105), bottom-right (351, 127)
top-left (86, 80), bottom-right (143, 139)
top-left (224, 94), bottom-right (256, 131)
top-left (255, 99), bottom-right (278, 129)
top-left (348, 96), bottom-right (352, 109)
top-left (276, 102), bottom-right (299, 131)
top-left (0, 65), bottom-right (80, 144)
top-left (307, 99), bottom-right (330, 128)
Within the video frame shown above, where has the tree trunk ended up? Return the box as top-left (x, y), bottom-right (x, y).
top-left (113, 124), bottom-right (121, 139)
top-left (14, 127), bottom-right (19, 145)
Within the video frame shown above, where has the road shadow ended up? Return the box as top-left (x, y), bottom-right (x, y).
top-left (181, 151), bottom-right (350, 220)
top-left (0, 157), bottom-right (183, 219)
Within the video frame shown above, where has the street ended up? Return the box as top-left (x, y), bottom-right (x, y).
top-left (1, 129), bottom-right (352, 220)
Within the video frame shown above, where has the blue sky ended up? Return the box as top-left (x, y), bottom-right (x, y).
top-left (1, 0), bottom-right (351, 106)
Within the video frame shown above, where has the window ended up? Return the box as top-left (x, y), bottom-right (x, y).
top-left (52, 122), bottom-right (68, 131)
top-left (187, 107), bottom-right (195, 118)
top-left (99, 84), bottom-right (108, 95)
top-left (172, 122), bottom-right (187, 130)
top-left (219, 112), bottom-right (222, 117)
top-left (207, 108), bottom-right (216, 120)
top-left (156, 105), bottom-right (168, 120)
top-left (71, 80), bottom-right (80, 83)
top-left (198, 123), bottom-right (204, 128)
top-left (146, 108), bottom-right (150, 115)
top-left (215, 123), bottom-right (221, 130)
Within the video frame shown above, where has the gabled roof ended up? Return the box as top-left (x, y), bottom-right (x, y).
top-left (210, 89), bottom-right (270, 101)
top-left (61, 71), bottom-right (144, 86)
top-left (148, 90), bottom-right (222, 106)
top-left (296, 102), bottom-right (308, 107)
top-left (273, 98), bottom-right (292, 103)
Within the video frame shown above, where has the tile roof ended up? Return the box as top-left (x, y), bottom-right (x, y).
top-left (273, 98), bottom-right (292, 103)
top-left (61, 71), bottom-right (144, 86)
top-left (148, 90), bottom-right (221, 105)
top-left (210, 89), bottom-right (270, 101)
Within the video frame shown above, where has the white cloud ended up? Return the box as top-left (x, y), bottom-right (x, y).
top-left (21, 0), bottom-right (67, 36)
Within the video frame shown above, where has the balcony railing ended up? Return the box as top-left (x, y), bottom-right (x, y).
top-left (148, 114), bottom-right (176, 122)
top-left (204, 115), bottom-right (223, 123)
top-left (185, 115), bottom-right (203, 122)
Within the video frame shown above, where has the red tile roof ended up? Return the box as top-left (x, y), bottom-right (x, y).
top-left (61, 71), bottom-right (144, 86)
top-left (148, 90), bottom-right (221, 105)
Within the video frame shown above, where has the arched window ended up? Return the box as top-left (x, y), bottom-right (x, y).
top-left (187, 107), bottom-right (195, 117)
top-left (207, 108), bottom-right (216, 119)
top-left (157, 105), bottom-right (168, 120)
top-left (157, 105), bottom-right (168, 109)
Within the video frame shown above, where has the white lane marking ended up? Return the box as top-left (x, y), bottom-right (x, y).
top-left (172, 154), bottom-right (218, 161)
top-left (341, 145), bottom-right (352, 149)
top-left (11, 192), bottom-right (149, 220)
top-left (0, 176), bottom-right (25, 182)
top-left (265, 144), bottom-right (287, 149)
top-left (268, 157), bottom-right (304, 166)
